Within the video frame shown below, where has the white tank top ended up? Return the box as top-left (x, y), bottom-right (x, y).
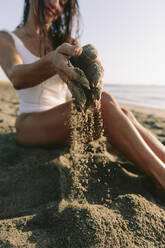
top-left (8, 31), bottom-right (71, 114)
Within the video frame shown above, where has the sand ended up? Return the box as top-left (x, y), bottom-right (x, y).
top-left (0, 82), bottom-right (165, 248)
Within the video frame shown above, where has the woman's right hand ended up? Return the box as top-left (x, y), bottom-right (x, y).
top-left (49, 43), bottom-right (90, 89)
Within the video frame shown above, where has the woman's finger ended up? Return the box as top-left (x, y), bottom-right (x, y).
top-left (56, 43), bottom-right (82, 57)
top-left (72, 67), bottom-right (90, 90)
top-left (58, 58), bottom-right (90, 89)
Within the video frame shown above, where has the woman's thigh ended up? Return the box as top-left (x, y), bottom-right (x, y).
top-left (15, 91), bottom-right (117, 147)
top-left (16, 101), bottom-right (72, 146)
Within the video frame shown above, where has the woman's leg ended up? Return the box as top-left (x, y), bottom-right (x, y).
top-left (16, 92), bottom-right (165, 190)
top-left (121, 108), bottom-right (165, 163)
top-left (101, 92), bottom-right (165, 191)
top-left (16, 100), bottom-right (72, 146)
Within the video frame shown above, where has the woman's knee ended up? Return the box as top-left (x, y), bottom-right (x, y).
top-left (101, 91), bottom-right (118, 109)
top-left (15, 113), bottom-right (40, 146)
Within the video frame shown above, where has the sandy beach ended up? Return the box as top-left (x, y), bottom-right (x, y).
top-left (0, 82), bottom-right (165, 247)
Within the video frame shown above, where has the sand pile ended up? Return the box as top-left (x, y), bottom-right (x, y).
top-left (0, 81), bottom-right (165, 247)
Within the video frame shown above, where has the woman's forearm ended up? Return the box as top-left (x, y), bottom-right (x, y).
top-left (9, 54), bottom-right (56, 90)
top-left (7, 43), bottom-right (83, 90)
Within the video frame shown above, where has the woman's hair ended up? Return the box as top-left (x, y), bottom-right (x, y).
top-left (18, 0), bottom-right (80, 52)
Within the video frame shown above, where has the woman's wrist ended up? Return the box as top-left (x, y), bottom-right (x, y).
top-left (44, 51), bottom-right (57, 75)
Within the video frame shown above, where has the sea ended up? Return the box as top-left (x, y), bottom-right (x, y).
top-left (103, 84), bottom-right (165, 110)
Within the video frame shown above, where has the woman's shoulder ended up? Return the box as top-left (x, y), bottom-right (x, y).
top-left (0, 30), bottom-right (11, 38)
top-left (0, 30), bottom-right (14, 45)
top-left (0, 31), bottom-right (16, 62)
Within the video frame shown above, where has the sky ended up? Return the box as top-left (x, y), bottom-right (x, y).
top-left (0, 0), bottom-right (165, 85)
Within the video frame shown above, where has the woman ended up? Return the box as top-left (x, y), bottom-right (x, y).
top-left (0, 0), bottom-right (165, 191)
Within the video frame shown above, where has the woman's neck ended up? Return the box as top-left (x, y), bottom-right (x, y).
top-left (23, 10), bottom-right (50, 38)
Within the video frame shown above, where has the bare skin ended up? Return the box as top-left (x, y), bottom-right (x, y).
top-left (0, 0), bottom-right (165, 192)
top-left (121, 108), bottom-right (165, 163)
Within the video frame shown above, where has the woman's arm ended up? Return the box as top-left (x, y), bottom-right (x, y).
top-left (0, 31), bottom-right (83, 90)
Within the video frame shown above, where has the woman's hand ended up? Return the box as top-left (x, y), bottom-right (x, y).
top-left (70, 44), bottom-right (104, 105)
top-left (49, 43), bottom-right (90, 89)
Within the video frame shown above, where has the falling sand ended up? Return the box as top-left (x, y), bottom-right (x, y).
top-left (59, 44), bottom-right (109, 209)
